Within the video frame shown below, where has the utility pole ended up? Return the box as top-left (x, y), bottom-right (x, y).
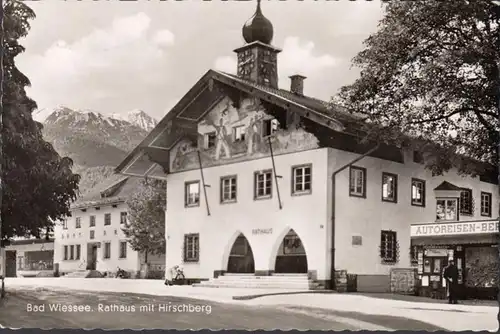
top-left (0, 0), bottom-right (5, 299)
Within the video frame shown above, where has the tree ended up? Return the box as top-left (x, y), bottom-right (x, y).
top-left (336, 0), bottom-right (500, 326)
top-left (122, 178), bottom-right (166, 264)
top-left (1, 0), bottom-right (80, 244)
top-left (336, 1), bottom-right (499, 177)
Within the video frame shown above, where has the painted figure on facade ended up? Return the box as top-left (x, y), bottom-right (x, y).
top-left (214, 117), bottom-right (231, 160)
top-left (246, 116), bottom-right (260, 155)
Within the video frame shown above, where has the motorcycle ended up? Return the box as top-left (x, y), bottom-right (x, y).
top-left (115, 267), bottom-right (129, 279)
top-left (164, 265), bottom-right (185, 286)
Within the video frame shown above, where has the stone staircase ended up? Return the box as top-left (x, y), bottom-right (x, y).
top-left (194, 273), bottom-right (323, 290)
top-left (62, 270), bottom-right (103, 278)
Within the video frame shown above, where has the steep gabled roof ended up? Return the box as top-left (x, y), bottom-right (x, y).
top-left (72, 176), bottom-right (143, 209)
top-left (115, 69), bottom-right (349, 177)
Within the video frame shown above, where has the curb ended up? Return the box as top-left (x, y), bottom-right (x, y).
top-left (232, 290), bottom-right (336, 300)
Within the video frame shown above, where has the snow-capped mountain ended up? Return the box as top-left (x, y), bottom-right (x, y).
top-left (111, 109), bottom-right (158, 132)
top-left (40, 106), bottom-right (156, 194)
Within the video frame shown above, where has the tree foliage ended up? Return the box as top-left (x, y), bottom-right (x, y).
top-left (336, 1), bottom-right (499, 177)
top-left (2, 0), bottom-right (80, 242)
top-left (122, 179), bottom-right (166, 261)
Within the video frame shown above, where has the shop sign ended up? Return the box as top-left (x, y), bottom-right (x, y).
top-left (424, 249), bottom-right (448, 257)
top-left (411, 220), bottom-right (499, 237)
top-left (252, 228), bottom-right (273, 235)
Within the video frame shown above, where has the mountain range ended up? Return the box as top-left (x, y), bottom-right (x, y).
top-left (39, 107), bottom-right (158, 195)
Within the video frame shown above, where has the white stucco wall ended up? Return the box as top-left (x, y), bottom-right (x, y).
top-left (54, 202), bottom-right (141, 273)
top-left (166, 148), bottom-right (330, 280)
top-left (328, 148), bottom-right (499, 277)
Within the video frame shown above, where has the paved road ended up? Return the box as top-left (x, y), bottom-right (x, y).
top-left (0, 288), bottom-right (360, 330)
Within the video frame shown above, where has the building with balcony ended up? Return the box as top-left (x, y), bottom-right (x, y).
top-left (115, 1), bottom-right (498, 296)
top-left (53, 176), bottom-right (165, 277)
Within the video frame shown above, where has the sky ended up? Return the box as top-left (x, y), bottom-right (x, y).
top-left (17, 0), bottom-right (385, 122)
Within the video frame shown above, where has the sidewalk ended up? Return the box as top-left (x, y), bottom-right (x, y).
top-left (4, 277), bottom-right (498, 331)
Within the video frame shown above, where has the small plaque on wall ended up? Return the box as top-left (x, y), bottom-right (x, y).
top-left (352, 236), bottom-right (362, 246)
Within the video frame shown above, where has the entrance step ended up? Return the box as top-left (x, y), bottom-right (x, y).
top-left (193, 273), bottom-right (321, 290)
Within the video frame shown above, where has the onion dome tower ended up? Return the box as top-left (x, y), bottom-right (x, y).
top-left (234, 0), bottom-right (281, 88)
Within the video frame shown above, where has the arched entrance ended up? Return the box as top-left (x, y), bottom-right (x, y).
top-left (227, 233), bottom-right (255, 273)
top-left (274, 229), bottom-right (308, 273)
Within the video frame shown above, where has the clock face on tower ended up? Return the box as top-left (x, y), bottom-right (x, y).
top-left (237, 50), bottom-right (255, 77)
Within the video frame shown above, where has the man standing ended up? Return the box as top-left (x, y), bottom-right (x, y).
top-left (444, 260), bottom-right (459, 304)
top-left (214, 118), bottom-right (231, 160)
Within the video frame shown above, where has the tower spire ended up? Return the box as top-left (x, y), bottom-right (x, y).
top-left (242, 0), bottom-right (273, 45)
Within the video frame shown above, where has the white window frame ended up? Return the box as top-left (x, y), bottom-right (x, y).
top-left (349, 166), bottom-right (366, 197)
top-left (185, 181), bottom-right (200, 207)
top-left (221, 176), bottom-right (237, 203)
top-left (204, 132), bottom-right (216, 149)
top-left (411, 178), bottom-right (425, 206)
top-left (262, 119), bottom-right (278, 137)
top-left (382, 172), bottom-right (398, 202)
top-left (184, 234), bottom-right (199, 262)
top-left (436, 198), bottom-right (458, 221)
top-left (233, 125), bottom-right (246, 142)
top-left (292, 164), bottom-right (312, 195)
top-left (480, 192), bottom-right (492, 217)
top-left (254, 170), bottom-right (273, 199)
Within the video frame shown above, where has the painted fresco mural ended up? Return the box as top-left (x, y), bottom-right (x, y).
top-left (170, 96), bottom-right (319, 172)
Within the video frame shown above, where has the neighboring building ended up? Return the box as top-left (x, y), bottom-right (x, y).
top-left (4, 235), bottom-right (54, 278)
top-left (53, 176), bottom-right (165, 277)
top-left (115, 1), bottom-right (499, 297)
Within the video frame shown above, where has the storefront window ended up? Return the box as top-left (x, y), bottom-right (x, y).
top-left (436, 198), bottom-right (458, 221)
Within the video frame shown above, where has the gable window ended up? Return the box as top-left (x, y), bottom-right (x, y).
top-left (76, 245), bottom-right (81, 260)
top-left (104, 213), bottom-right (111, 226)
top-left (292, 164), bottom-right (312, 195)
top-left (262, 119), bottom-right (278, 137)
top-left (75, 217), bottom-right (81, 229)
top-left (380, 230), bottom-right (397, 263)
top-left (349, 166), bottom-right (366, 198)
top-left (184, 234), bottom-right (199, 262)
top-left (120, 212), bottom-right (127, 225)
top-left (89, 215), bottom-right (96, 227)
top-left (459, 188), bottom-right (473, 215)
top-left (103, 242), bottom-right (111, 259)
top-left (481, 192), bottom-right (492, 217)
top-left (233, 125), bottom-right (246, 142)
top-left (185, 181), bottom-right (200, 207)
top-left (382, 172), bottom-right (398, 203)
top-left (119, 241), bottom-right (127, 259)
top-left (63, 246), bottom-right (68, 260)
top-left (254, 170), bottom-right (273, 199)
top-left (411, 178), bottom-right (425, 207)
top-left (436, 198), bottom-right (458, 221)
top-left (204, 132), bottom-right (216, 149)
top-left (69, 245), bottom-right (75, 260)
top-left (90, 230), bottom-right (95, 240)
top-left (221, 176), bottom-right (237, 203)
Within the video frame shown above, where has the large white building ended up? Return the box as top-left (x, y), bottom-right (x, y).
top-left (53, 176), bottom-right (165, 277)
top-left (116, 1), bottom-right (498, 297)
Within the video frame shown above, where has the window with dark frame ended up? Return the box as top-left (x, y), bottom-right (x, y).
top-left (413, 151), bottom-right (424, 164)
top-left (63, 245), bottom-right (68, 260)
top-left (76, 245), bottom-right (81, 260)
top-left (349, 166), bottom-right (366, 197)
top-left (233, 125), bottom-right (246, 142)
top-left (382, 172), bottom-right (398, 202)
top-left (90, 230), bottom-right (95, 240)
top-left (254, 170), bottom-right (273, 199)
top-left (119, 241), bottom-right (127, 259)
top-left (411, 179), bottom-right (425, 206)
top-left (104, 242), bottom-right (111, 259)
top-left (459, 188), bottom-right (473, 215)
top-left (481, 192), bottom-right (492, 217)
top-left (436, 198), bottom-right (458, 221)
top-left (104, 213), bottom-right (112, 226)
top-left (205, 132), bottom-right (216, 149)
top-left (185, 181), bottom-right (201, 207)
top-left (90, 215), bottom-right (96, 227)
top-left (184, 234), bottom-right (199, 262)
top-left (221, 176), bottom-right (237, 203)
top-left (262, 119), bottom-right (278, 137)
top-left (75, 217), bottom-right (81, 229)
top-left (69, 245), bottom-right (75, 260)
top-left (292, 165), bottom-right (312, 195)
top-left (63, 219), bottom-right (68, 230)
top-left (380, 230), bottom-right (397, 263)
top-left (120, 212), bottom-right (127, 224)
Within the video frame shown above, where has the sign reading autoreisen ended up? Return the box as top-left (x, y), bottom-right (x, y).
top-left (411, 220), bottom-right (499, 237)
